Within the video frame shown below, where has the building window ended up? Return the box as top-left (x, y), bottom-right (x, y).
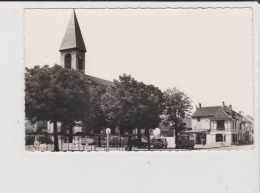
top-left (78, 54), bottom-right (83, 70)
top-left (78, 59), bottom-right (83, 70)
top-left (216, 134), bottom-right (223, 142)
top-left (65, 54), bottom-right (71, 69)
top-left (197, 117), bottom-right (200, 122)
top-left (232, 134), bottom-right (238, 142)
top-left (217, 120), bottom-right (225, 130)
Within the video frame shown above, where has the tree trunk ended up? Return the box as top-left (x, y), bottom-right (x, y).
top-left (111, 127), bottom-right (115, 135)
top-left (175, 120), bottom-right (178, 144)
top-left (137, 128), bottom-right (142, 148)
top-left (119, 126), bottom-right (124, 135)
top-left (128, 128), bottom-right (132, 151)
top-left (128, 136), bottom-right (132, 151)
top-left (69, 125), bottom-right (73, 143)
top-left (53, 120), bottom-right (59, 152)
top-left (98, 136), bottom-right (101, 147)
top-left (145, 128), bottom-right (151, 150)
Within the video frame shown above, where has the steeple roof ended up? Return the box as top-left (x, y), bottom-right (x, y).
top-left (60, 10), bottom-right (86, 52)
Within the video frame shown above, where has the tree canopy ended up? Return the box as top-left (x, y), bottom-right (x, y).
top-left (101, 74), bottom-right (163, 130)
top-left (161, 87), bottom-right (192, 135)
top-left (25, 64), bottom-right (90, 151)
top-left (25, 65), bottom-right (193, 151)
top-left (81, 85), bottom-right (108, 134)
top-left (100, 74), bottom-right (164, 149)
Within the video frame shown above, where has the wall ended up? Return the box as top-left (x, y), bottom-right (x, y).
top-left (166, 137), bottom-right (175, 148)
top-left (47, 121), bottom-right (62, 133)
top-left (60, 50), bottom-right (77, 69)
top-left (206, 133), bottom-right (232, 146)
top-left (206, 134), bottom-right (215, 144)
top-left (210, 120), bottom-right (232, 131)
top-left (192, 117), bottom-right (210, 131)
top-left (60, 50), bottom-right (85, 74)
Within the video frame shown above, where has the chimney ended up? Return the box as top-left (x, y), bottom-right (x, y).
top-left (229, 105), bottom-right (233, 117)
top-left (199, 103), bottom-right (201, 108)
top-left (196, 105), bottom-right (198, 109)
top-left (222, 101), bottom-right (225, 107)
top-left (239, 111), bottom-right (242, 115)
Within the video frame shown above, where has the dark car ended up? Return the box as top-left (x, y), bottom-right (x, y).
top-left (132, 138), bottom-right (148, 147)
top-left (175, 134), bottom-right (195, 149)
top-left (152, 138), bottom-right (168, 149)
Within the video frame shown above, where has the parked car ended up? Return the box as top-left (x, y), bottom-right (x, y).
top-left (152, 138), bottom-right (168, 149)
top-left (132, 137), bottom-right (148, 147)
top-left (175, 134), bottom-right (195, 149)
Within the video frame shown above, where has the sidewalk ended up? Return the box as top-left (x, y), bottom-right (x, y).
top-left (194, 144), bottom-right (230, 150)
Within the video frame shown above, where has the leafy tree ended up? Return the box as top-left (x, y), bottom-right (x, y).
top-left (161, 88), bottom-right (192, 139)
top-left (25, 65), bottom-right (90, 151)
top-left (101, 74), bottom-right (164, 150)
top-left (81, 86), bottom-right (108, 146)
top-left (101, 75), bottom-right (138, 135)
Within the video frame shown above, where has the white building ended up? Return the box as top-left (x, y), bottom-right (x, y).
top-left (189, 102), bottom-right (252, 147)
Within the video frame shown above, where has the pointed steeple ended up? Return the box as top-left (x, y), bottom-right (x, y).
top-left (60, 10), bottom-right (86, 52)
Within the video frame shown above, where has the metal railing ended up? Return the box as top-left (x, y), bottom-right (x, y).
top-left (25, 132), bottom-right (137, 152)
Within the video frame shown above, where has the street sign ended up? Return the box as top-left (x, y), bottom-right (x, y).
top-left (34, 141), bottom-right (40, 147)
top-left (106, 128), bottom-right (111, 152)
top-left (106, 128), bottom-right (111, 134)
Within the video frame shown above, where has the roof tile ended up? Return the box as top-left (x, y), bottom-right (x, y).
top-left (210, 109), bottom-right (232, 120)
top-left (85, 74), bottom-right (114, 87)
top-left (192, 106), bottom-right (222, 117)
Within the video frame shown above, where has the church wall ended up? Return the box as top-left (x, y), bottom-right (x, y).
top-left (60, 50), bottom-right (85, 74)
top-left (75, 50), bottom-right (85, 74)
top-left (60, 50), bottom-right (77, 69)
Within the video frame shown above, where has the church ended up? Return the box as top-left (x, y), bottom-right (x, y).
top-left (59, 10), bottom-right (113, 88)
top-left (26, 10), bottom-right (113, 134)
top-left (25, 10), bottom-right (175, 146)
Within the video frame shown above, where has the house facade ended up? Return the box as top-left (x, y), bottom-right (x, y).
top-left (244, 115), bottom-right (254, 144)
top-left (190, 102), bottom-right (253, 146)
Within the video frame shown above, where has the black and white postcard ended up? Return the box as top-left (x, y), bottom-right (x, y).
top-left (25, 8), bottom-right (254, 152)
top-left (0, 2), bottom-right (259, 193)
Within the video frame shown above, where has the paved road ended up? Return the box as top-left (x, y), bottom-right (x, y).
top-left (134, 144), bottom-right (254, 151)
top-left (26, 144), bottom-right (254, 152)
top-left (205, 144), bottom-right (254, 151)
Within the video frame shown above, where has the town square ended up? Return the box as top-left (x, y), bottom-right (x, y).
top-left (25, 9), bottom-right (254, 152)
top-left (0, 3), bottom-right (258, 193)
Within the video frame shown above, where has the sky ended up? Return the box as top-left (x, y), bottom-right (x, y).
top-left (24, 8), bottom-right (253, 116)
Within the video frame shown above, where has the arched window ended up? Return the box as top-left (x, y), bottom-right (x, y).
top-left (78, 60), bottom-right (83, 70)
top-left (65, 54), bottom-right (71, 69)
top-left (78, 54), bottom-right (83, 70)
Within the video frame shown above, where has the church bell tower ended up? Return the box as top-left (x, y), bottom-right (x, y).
top-left (59, 10), bottom-right (86, 74)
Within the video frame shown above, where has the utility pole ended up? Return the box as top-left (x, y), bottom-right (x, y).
top-left (106, 128), bottom-right (111, 152)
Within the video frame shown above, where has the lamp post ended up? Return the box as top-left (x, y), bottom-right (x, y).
top-left (106, 128), bottom-right (111, 152)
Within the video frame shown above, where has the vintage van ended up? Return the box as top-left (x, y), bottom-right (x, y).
top-left (175, 134), bottom-right (195, 149)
